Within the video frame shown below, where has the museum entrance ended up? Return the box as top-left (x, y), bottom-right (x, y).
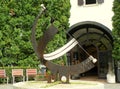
top-left (69, 43), bottom-right (99, 79)
top-left (82, 44), bottom-right (98, 76)
top-left (67, 21), bottom-right (113, 80)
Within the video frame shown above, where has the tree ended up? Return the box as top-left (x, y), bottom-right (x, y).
top-left (112, 0), bottom-right (120, 61)
top-left (0, 0), bottom-right (70, 67)
top-left (42, 0), bottom-right (71, 65)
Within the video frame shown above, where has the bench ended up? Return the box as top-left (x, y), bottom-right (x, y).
top-left (12, 69), bottom-right (25, 83)
top-left (0, 69), bottom-right (9, 84)
top-left (26, 69), bottom-right (37, 81)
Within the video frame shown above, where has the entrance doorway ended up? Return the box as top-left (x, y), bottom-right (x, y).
top-left (67, 21), bottom-right (113, 80)
top-left (82, 44), bottom-right (98, 77)
top-left (70, 44), bottom-right (99, 78)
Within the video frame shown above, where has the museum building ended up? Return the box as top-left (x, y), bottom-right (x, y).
top-left (67, 0), bottom-right (114, 80)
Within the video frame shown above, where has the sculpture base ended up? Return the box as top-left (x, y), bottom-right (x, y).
top-left (13, 80), bottom-right (104, 89)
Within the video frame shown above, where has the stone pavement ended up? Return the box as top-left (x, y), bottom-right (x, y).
top-left (12, 80), bottom-right (104, 89)
top-left (0, 84), bottom-right (13, 89)
top-left (0, 83), bottom-right (120, 89)
top-left (104, 83), bottom-right (120, 89)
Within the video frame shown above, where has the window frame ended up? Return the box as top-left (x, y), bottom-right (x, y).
top-left (85, 0), bottom-right (97, 5)
top-left (78, 0), bottom-right (104, 6)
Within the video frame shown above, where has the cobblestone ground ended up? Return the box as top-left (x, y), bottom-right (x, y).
top-left (0, 83), bottom-right (120, 89)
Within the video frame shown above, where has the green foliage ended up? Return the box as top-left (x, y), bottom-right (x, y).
top-left (0, 0), bottom-right (42, 67)
top-left (0, 0), bottom-right (70, 67)
top-left (42, 0), bottom-right (71, 65)
top-left (112, 0), bottom-right (120, 60)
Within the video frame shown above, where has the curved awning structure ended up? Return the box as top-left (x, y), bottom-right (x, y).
top-left (67, 21), bottom-right (113, 50)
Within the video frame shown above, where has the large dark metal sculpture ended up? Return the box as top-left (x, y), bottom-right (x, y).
top-left (31, 5), bottom-right (96, 83)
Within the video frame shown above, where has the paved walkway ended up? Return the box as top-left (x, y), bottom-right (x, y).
top-left (0, 84), bottom-right (13, 89)
top-left (104, 83), bottom-right (120, 89)
top-left (0, 76), bottom-right (120, 89)
top-left (80, 76), bottom-right (120, 89)
top-left (0, 83), bottom-right (120, 89)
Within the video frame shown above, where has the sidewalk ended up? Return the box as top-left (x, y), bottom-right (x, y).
top-left (0, 84), bottom-right (13, 89)
top-left (0, 83), bottom-right (120, 89)
top-left (80, 76), bottom-right (120, 89)
top-left (104, 83), bottom-right (120, 89)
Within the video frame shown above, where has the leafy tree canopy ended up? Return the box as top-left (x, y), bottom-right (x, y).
top-left (0, 0), bottom-right (70, 67)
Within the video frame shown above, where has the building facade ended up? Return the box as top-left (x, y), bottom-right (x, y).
top-left (68, 0), bottom-right (115, 80)
top-left (69, 0), bottom-right (114, 29)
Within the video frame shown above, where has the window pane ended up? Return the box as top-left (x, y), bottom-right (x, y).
top-left (86, 0), bottom-right (96, 4)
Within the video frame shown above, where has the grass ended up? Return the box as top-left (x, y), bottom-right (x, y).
top-left (41, 81), bottom-right (61, 88)
top-left (70, 81), bottom-right (97, 85)
top-left (14, 80), bottom-right (99, 89)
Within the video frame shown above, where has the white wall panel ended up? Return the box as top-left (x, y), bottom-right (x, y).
top-left (69, 0), bottom-right (114, 30)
